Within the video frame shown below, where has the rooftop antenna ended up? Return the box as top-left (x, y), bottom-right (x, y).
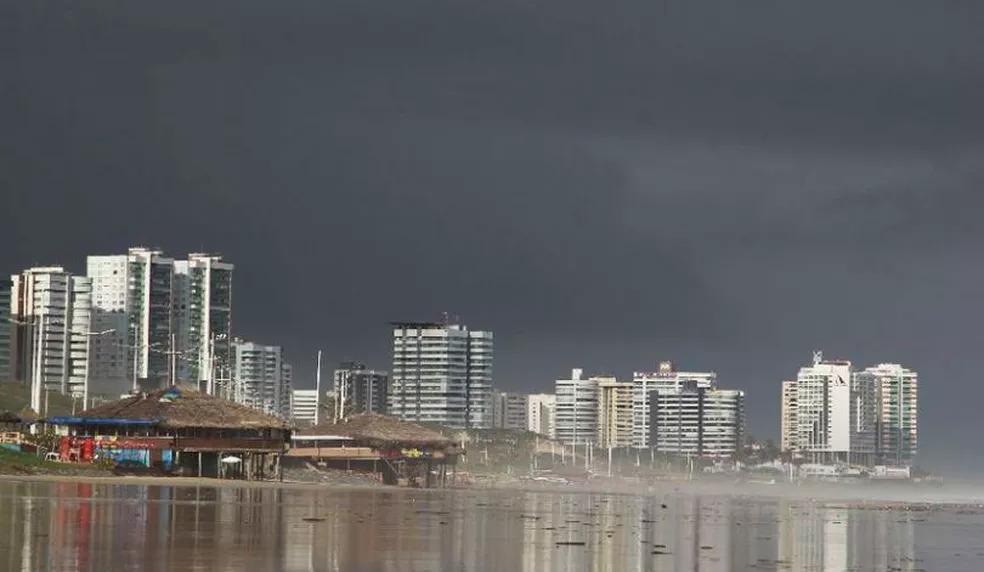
top-left (813, 349), bottom-right (823, 366)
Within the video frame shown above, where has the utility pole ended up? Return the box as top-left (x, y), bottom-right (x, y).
top-left (207, 333), bottom-right (215, 395)
top-left (131, 334), bottom-right (139, 393)
top-left (169, 333), bottom-right (177, 387)
top-left (31, 315), bottom-right (45, 416)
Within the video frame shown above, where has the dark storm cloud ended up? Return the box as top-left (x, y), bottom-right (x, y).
top-left (2, 0), bottom-right (983, 468)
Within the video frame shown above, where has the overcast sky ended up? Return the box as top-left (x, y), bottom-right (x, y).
top-left (2, 1), bottom-right (983, 470)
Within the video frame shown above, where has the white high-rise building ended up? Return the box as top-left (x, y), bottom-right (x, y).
top-left (554, 369), bottom-right (606, 445)
top-left (291, 389), bottom-right (321, 426)
top-left (231, 338), bottom-right (292, 418)
top-left (527, 393), bottom-right (556, 438)
top-left (388, 321), bottom-right (493, 428)
top-left (788, 352), bottom-right (876, 465)
top-left (87, 247), bottom-right (175, 393)
top-left (10, 267), bottom-right (93, 410)
top-left (174, 253), bottom-right (233, 391)
top-left (648, 382), bottom-right (745, 458)
top-left (854, 363), bottom-right (918, 466)
top-left (67, 277), bottom-right (93, 399)
top-left (631, 361), bottom-right (715, 448)
top-left (491, 391), bottom-right (529, 430)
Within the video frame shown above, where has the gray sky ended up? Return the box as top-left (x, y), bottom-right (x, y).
top-left (2, 1), bottom-right (983, 470)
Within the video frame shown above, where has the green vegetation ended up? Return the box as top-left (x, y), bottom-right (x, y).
top-left (0, 447), bottom-right (110, 476)
top-left (0, 381), bottom-right (79, 417)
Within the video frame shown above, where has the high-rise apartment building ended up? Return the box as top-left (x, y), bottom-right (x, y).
top-left (648, 382), bottom-right (744, 458)
top-left (787, 352), bottom-right (876, 465)
top-left (527, 393), bottom-right (556, 438)
top-left (291, 389), bottom-right (321, 426)
top-left (596, 380), bottom-right (634, 448)
top-left (67, 277), bottom-right (93, 399)
top-left (388, 321), bottom-right (493, 428)
top-left (174, 253), bottom-right (233, 391)
top-left (855, 363), bottom-right (918, 466)
top-left (631, 361), bottom-right (715, 448)
top-left (333, 361), bottom-right (389, 417)
top-left (492, 391), bottom-right (529, 430)
top-left (780, 380), bottom-right (798, 453)
top-left (231, 338), bottom-right (292, 418)
top-left (10, 267), bottom-right (93, 409)
top-left (555, 369), bottom-right (606, 445)
top-left (0, 279), bottom-right (12, 381)
top-left (87, 248), bottom-right (175, 392)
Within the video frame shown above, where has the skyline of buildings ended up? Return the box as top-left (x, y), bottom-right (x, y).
top-left (553, 363), bottom-right (745, 459)
top-left (0, 246), bottom-right (919, 464)
top-left (780, 352), bottom-right (918, 467)
top-left (2, 247), bottom-right (266, 420)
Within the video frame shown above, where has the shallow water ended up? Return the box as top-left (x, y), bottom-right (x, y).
top-left (1, 480), bottom-right (983, 571)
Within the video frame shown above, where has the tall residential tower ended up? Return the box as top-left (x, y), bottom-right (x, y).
top-left (631, 361), bottom-right (715, 448)
top-left (388, 321), bottom-right (493, 428)
top-left (554, 369), bottom-right (605, 445)
top-left (230, 338), bottom-right (292, 418)
top-left (174, 253), bottom-right (233, 391)
top-left (87, 247), bottom-right (175, 393)
top-left (10, 267), bottom-right (93, 410)
top-left (855, 363), bottom-right (918, 465)
top-left (785, 352), bottom-right (877, 465)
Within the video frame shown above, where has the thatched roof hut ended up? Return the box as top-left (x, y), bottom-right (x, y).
top-left (301, 414), bottom-right (453, 449)
top-left (52, 387), bottom-right (288, 430)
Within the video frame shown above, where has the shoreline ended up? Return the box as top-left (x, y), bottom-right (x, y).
top-left (0, 473), bottom-right (382, 492)
top-left (2, 472), bottom-right (983, 511)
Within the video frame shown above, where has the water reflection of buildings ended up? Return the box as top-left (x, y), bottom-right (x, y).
top-left (777, 502), bottom-right (916, 572)
top-left (0, 482), bottom-right (922, 571)
top-left (0, 482), bottom-right (289, 570)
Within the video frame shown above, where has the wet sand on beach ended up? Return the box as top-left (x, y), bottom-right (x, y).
top-left (2, 477), bottom-right (984, 571)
